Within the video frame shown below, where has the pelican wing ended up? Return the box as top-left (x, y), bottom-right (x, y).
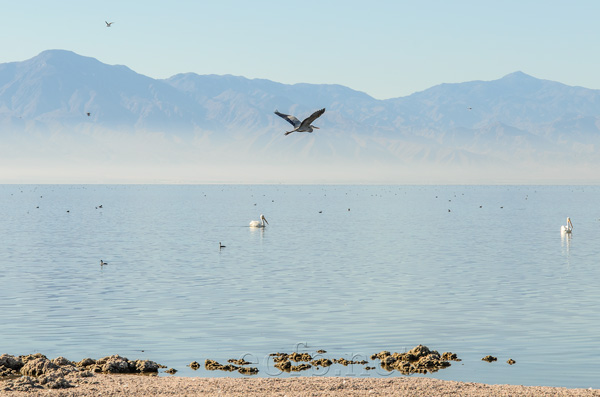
top-left (274, 110), bottom-right (301, 128)
top-left (299, 108), bottom-right (326, 129)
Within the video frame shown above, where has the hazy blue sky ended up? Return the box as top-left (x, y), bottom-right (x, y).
top-left (2, 0), bottom-right (599, 99)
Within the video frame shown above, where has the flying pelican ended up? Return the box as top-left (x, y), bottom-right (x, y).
top-left (274, 108), bottom-right (325, 136)
top-left (105, 21), bottom-right (114, 27)
top-left (561, 217), bottom-right (573, 234)
top-left (249, 214), bottom-right (268, 228)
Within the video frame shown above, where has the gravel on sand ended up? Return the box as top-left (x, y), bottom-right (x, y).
top-left (2, 375), bottom-right (599, 396)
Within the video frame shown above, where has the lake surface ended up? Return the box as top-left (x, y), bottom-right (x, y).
top-left (1, 184), bottom-right (599, 388)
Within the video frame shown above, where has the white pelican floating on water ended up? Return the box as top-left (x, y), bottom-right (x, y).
top-left (561, 217), bottom-right (573, 234)
top-left (249, 214), bottom-right (268, 228)
top-left (100, 260), bottom-right (108, 266)
top-left (274, 108), bottom-right (325, 136)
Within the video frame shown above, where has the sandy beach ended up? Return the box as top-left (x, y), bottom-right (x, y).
top-left (2, 374), bottom-right (599, 396)
top-left (2, 351), bottom-right (599, 396)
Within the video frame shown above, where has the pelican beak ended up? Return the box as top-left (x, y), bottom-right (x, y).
top-left (313, 126), bottom-right (320, 129)
top-left (262, 216), bottom-right (269, 225)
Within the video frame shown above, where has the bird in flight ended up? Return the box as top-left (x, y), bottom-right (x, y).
top-left (105, 21), bottom-right (114, 27)
top-left (274, 108), bottom-right (325, 136)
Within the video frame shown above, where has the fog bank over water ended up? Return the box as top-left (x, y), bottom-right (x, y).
top-left (2, 128), bottom-right (597, 184)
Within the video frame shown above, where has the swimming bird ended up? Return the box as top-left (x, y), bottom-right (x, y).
top-left (249, 214), bottom-right (268, 228)
top-left (100, 260), bottom-right (108, 266)
top-left (561, 217), bottom-right (573, 234)
top-left (274, 108), bottom-right (325, 136)
top-left (219, 242), bottom-right (226, 249)
top-left (105, 21), bottom-right (114, 27)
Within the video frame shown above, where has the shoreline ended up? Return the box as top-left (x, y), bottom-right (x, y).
top-left (2, 351), bottom-right (599, 395)
top-left (3, 375), bottom-right (599, 396)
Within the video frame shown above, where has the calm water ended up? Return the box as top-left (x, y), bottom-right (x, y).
top-left (1, 185), bottom-right (599, 388)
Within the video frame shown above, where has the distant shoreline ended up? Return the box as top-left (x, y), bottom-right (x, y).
top-left (3, 375), bottom-right (599, 396)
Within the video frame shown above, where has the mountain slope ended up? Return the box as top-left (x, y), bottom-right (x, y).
top-left (1, 50), bottom-right (600, 183)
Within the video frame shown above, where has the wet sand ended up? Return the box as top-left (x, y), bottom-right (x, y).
top-left (2, 375), bottom-right (599, 396)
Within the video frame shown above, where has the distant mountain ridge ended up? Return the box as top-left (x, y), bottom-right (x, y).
top-left (1, 49), bottom-right (600, 183)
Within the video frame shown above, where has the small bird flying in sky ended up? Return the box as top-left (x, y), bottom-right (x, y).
top-left (274, 108), bottom-right (326, 136)
top-left (105, 21), bottom-right (114, 27)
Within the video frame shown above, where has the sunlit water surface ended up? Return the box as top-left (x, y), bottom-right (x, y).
top-left (1, 185), bottom-right (599, 388)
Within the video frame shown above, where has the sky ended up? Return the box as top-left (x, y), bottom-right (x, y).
top-left (1, 1), bottom-right (600, 99)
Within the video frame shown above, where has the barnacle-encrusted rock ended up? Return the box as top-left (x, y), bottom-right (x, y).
top-left (482, 355), bottom-right (498, 362)
top-left (291, 363), bottom-right (311, 372)
top-left (165, 368), bottom-right (177, 374)
top-left (228, 358), bottom-right (252, 365)
top-left (371, 345), bottom-right (457, 375)
top-left (102, 355), bottom-right (135, 373)
top-left (274, 360), bottom-right (291, 371)
top-left (289, 352), bottom-right (312, 362)
top-left (20, 357), bottom-right (59, 377)
top-left (1, 353), bottom-right (165, 392)
top-left (51, 357), bottom-right (74, 367)
top-left (135, 359), bottom-right (164, 373)
top-left (370, 351), bottom-right (391, 361)
top-left (38, 371), bottom-right (74, 389)
top-left (441, 352), bottom-right (461, 361)
top-left (269, 353), bottom-right (289, 363)
top-left (333, 358), bottom-right (368, 366)
top-left (238, 366), bottom-right (259, 375)
top-left (0, 354), bottom-right (23, 376)
top-left (76, 358), bottom-right (96, 368)
top-left (274, 360), bottom-right (311, 372)
top-left (204, 359), bottom-right (239, 372)
top-left (311, 358), bottom-right (333, 367)
top-left (1, 354), bottom-right (83, 391)
top-left (84, 355), bottom-right (163, 374)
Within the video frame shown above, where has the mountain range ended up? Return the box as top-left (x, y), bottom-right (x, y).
top-left (1, 49), bottom-right (599, 183)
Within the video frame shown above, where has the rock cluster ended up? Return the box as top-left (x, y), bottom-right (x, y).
top-left (75, 354), bottom-right (165, 374)
top-left (270, 352), bottom-right (314, 372)
top-left (0, 353), bottom-right (165, 392)
top-left (1, 353), bottom-right (88, 391)
top-left (268, 352), bottom-right (372, 373)
top-left (274, 361), bottom-right (312, 372)
top-left (204, 359), bottom-right (259, 375)
top-left (333, 358), bottom-right (369, 366)
top-left (311, 358), bottom-right (333, 368)
top-left (370, 345), bottom-right (460, 375)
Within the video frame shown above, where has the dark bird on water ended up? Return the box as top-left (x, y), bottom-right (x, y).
top-left (274, 108), bottom-right (325, 135)
top-left (219, 242), bottom-right (226, 249)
